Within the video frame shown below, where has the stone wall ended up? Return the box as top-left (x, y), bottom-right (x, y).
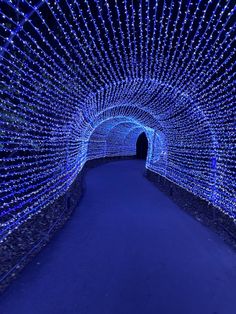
top-left (145, 169), bottom-right (236, 250)
top-left (1, 157), bottom-right (235, 293)
top-left (0, 156), bottom-right (135, 293)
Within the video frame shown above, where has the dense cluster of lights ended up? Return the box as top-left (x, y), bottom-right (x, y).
top-left (0, 0), bottom-right (235, 240)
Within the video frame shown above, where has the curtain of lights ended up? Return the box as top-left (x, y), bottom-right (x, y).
top-left (0, 0), bottom-right (235, 240)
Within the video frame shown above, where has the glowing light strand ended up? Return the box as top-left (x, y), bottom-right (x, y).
top-left (0, 0), bottom-right (235, 241)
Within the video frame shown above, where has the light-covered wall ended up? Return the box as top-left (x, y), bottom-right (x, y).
top-left (0, 0), bottom-right (235, 241)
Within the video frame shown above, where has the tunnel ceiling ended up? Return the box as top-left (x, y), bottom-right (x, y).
top-left (0, 0), bottom-right (235, 239)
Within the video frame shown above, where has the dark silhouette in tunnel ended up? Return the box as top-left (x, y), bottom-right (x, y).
top-left (136, 132), bottom-right (148, 160)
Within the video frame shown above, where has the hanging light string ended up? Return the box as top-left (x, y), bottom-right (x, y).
top-left (0, 0), bottom-right (235, 241)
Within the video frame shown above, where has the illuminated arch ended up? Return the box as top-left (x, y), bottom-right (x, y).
top-left (0, 0), bottom-right (235, 240)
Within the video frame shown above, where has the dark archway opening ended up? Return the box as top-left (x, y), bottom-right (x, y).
top-left (136, 132), bottom-right (148, 160)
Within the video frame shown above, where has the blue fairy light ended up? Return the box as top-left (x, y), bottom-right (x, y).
top-left (0, 0), bottom-right (235, 241)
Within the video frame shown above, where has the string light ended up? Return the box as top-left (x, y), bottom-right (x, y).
top-left (0, 0), bottom-right (235, 241)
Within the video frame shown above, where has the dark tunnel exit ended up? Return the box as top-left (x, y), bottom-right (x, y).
top-left (136, 132), bottom-right (148, 160)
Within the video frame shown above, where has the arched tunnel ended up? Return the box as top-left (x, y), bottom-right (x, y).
top-left (0, 0), bottom-right (235, 313)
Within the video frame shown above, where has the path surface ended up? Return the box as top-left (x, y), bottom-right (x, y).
top-left (0, 160), bottom-right (236, 314)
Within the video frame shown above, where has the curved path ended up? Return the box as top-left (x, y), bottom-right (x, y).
top-left (1, 160), bottom-right (236, 314)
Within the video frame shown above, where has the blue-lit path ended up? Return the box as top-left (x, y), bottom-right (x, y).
top-left (1, 160), bottom-right (236, 314)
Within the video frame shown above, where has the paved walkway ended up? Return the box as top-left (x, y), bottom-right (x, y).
top-left (1, 160), bottom-right (236, 314)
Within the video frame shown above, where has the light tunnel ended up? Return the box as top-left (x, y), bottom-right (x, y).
top-left (87, 117), bottom-right (148, 160)
top-left (0, 0), bottom-right (235, 244)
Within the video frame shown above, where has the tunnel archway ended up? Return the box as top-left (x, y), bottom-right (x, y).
top-left (0, 0), bottom-right (235, 239)
top-left (136, 132), bottom-right (148, 160)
